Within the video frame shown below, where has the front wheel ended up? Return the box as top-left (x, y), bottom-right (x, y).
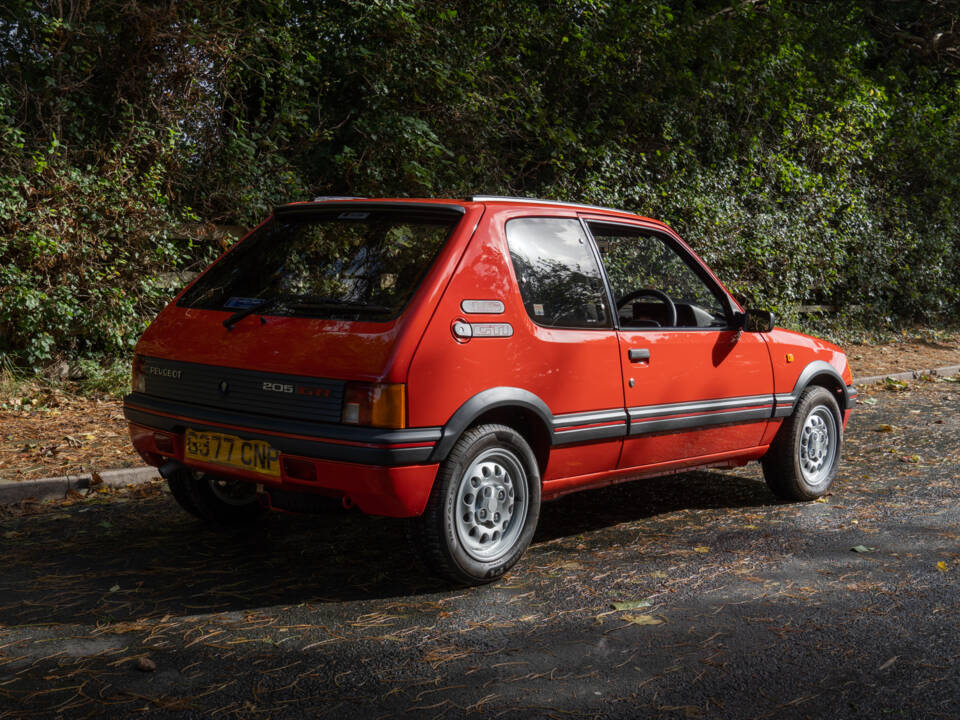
top-left (411, 424), bottom-right (541, 585)
top-left (762, 386), bottom-right (843, 500)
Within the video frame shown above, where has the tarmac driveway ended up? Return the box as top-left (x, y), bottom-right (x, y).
top-left (1, 378), bottom-right (958, 719)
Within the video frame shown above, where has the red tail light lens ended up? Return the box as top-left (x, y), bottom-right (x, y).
top-left (132, 355), bottom-right (146, 393)
top-left (341, 383), bottom-right (406, 428)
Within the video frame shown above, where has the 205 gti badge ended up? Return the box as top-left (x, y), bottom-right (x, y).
top-left (262, 381), bottom-right (294, 393)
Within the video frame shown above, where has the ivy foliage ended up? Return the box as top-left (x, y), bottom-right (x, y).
top-left (1, 0), bottom-right (959, 366)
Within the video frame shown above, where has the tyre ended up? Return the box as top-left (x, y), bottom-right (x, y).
top-left (762, 385), bottom-right (843, 501)
top-left (166, 467), bottom-right (265, 525)
top-left (166, 468), bottom-right (203, 518)
top-left (411, 424), bottom-right (541, 585)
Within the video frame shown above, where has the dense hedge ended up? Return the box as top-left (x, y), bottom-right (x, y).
top-left (1, 1), bottom-right (958, 366)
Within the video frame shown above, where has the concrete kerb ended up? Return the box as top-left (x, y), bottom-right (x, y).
top-left (0, 467), bottom-right (161, 506)
top-left (2, 363), bottom-right (959, 506)
top-left (853, 363), bottom-right (960, 386)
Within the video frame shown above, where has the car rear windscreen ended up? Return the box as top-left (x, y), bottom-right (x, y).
top-left (178, 207), bottom-right (459, 322)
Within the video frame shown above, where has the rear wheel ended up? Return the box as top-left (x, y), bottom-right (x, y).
top-left (411, 424), bottom-right (541, 585)
top-left (762, 386), bottom-right (843, 500)
top-left (166, 468), bottom-right (265, 525)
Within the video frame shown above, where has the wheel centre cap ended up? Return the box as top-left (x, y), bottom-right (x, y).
top-left (480, 490), bottom-right (499, 516)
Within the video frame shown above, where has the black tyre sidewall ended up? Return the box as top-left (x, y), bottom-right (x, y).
top-left (183, 472), bottom-right (265, 525)
top-left (438, 426), bottom-right (541, 584)
top-left (166, 469), bottom-right (203, 519)
top-left (789, 387), bottom-right (843, 497)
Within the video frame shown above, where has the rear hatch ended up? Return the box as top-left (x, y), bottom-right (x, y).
top-left (131, 201), bottom-right (472, 424)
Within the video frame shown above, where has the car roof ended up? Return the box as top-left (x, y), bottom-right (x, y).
top-left (275, 195), bottom-right (661, 225)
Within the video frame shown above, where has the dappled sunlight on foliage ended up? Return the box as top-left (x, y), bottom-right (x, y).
top-left (1, 0), bottom-right (958, 367)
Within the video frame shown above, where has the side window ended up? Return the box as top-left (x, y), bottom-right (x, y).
top-left (506, 218), bottom-right (611, 329)
top-left (588, 222), bottom-right (729, 329)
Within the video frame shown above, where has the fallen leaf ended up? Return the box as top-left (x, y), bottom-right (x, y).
top-left (878, 656), bottom-right (898, 671)
top-left (693, 546), bottom-right (709, 553)
top-left (937, 561), bottom-right (949, 572)
top-left (815, 496), bottom-right (829, 503)
top-left (109, 584), bottom-right (120, 592)
top-left (622, 614), bottom-right (663, 626)
top-left (883, 377), bottom-right (909, 391)
top-left (612, 599), bottom-right (653, 611)
top-left (876, 424), bottom-right (895, 433)
top-left (135, 656), bottom-right (156, 672)
top-left (851, 545), bottom-right (873, 553)
top-left (859, 397), bottom-right (878, 405)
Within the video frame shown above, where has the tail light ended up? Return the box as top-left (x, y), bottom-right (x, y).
top-left (132, 355), bottom-right (146, 393)
top-left (341, 383), bottom-right (406, 428)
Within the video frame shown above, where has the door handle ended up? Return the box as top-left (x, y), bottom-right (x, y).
top-left (629, 348), bottom-right (651, 362)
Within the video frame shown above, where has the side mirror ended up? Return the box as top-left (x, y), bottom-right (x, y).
top-left (743, 309), bottom-right (775, 333)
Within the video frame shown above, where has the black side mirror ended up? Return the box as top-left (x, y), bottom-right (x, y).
top-left (743, 309), bottom-right (775, 333)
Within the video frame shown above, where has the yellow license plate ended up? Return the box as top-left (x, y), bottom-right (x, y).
top-left (184, 429), bottom-right (280, 478)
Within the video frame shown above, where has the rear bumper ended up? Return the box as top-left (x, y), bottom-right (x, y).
top-left (124, 392), bottom-right (441, 465)
top-left (125, 397), bottom-right (440, 517)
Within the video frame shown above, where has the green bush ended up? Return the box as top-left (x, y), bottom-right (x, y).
top-left (1, 0), bottom-right (958, 371)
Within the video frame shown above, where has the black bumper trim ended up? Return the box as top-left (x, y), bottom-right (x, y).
top-left (846, 385), bottom-right (858, 406)
top-left (124, 394), bottom-right (439, 467)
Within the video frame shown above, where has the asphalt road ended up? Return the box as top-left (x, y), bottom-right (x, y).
top-left (1, 378), bottom-right (959, 719)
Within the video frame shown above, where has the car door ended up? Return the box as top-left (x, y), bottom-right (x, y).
top-left (584, 218), bottom-right (775, 469)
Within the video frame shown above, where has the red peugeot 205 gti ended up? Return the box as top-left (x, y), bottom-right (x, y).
top-left (125, 196), bottom-right (856, 585)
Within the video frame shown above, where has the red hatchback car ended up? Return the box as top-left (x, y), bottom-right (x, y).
top-left (125, 196), bottom-right (855, 584)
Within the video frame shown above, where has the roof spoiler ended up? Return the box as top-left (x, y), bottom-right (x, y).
top-left (274, 200), bottom-right (466, 217)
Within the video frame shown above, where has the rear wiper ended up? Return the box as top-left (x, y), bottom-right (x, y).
top-left (222, 297), bottom-right (283, 330)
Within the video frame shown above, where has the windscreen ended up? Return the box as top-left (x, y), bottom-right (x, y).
top-left (178, 208), bottom-right (458, 322)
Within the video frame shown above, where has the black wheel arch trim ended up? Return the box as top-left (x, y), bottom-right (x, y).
top-left (428, 387), bottom-right (556, 463)
top-left (773, 361), bottom-right (854, 417)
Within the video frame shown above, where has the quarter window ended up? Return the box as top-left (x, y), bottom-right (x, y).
top-left (506, 218), bottom-right (611, 329)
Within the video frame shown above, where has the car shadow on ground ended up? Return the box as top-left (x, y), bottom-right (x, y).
top-left (534, 468), bottom-right (776, 542)
top-left (0, 470), bottom-right (777, 624)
